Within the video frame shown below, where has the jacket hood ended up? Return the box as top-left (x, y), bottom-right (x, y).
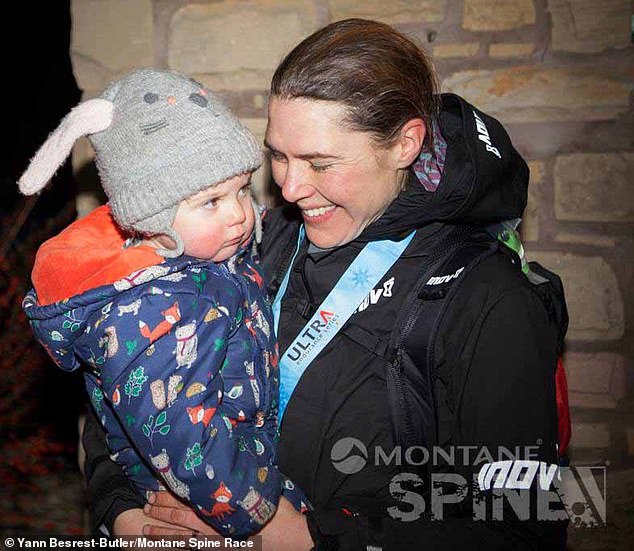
top-left (31, 205), bottom-right (165, 306)
top-left (360, 93), bottom-right (528, 241)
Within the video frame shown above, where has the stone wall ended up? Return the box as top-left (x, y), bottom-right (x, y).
top-left (69, 0), bottom-right (634, 465)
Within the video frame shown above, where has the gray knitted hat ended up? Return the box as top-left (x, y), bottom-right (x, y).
top-left (18, 68), bottom-right (262, 257)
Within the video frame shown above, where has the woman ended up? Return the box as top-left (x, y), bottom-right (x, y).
top-left (83, 19), bottom-right (566, 550)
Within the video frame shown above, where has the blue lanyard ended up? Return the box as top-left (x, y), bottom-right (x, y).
top-left (272, 226), bottom-right (416, 422)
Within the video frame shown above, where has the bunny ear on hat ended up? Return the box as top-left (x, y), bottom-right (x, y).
top-left (18, 98), bottom-right (114, 195)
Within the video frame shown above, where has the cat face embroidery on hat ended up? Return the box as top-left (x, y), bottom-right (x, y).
top-left (138, 78), bottom-right (217, 136)
top-left (97, 70), bottom-right (230, 149)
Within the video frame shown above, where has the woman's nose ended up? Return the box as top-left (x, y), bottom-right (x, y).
top-left (279, 163), bottom-right (310, 203)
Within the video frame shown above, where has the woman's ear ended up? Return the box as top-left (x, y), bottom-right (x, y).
top-left (393, 118), bottom-right (426, 169)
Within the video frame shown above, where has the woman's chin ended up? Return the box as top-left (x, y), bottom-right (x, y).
top-left (305, 226), bottom-right (356, 249)
top-left (302, 208), bottom-right (363, 249)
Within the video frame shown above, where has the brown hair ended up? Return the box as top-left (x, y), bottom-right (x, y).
top-left (271, 18), bottom-right (439, 152)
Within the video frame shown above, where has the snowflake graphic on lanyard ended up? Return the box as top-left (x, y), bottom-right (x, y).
top-left (351, 267), bottom-right (372, 288)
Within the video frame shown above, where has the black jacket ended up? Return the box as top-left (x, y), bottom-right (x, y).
top-left (82, 95), bottom-right (566, 549)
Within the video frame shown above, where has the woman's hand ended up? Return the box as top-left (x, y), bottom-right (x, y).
top-left (113, 507), bottom-right (196, 536)
top-left (142, 492), bottom-right (217, 537)
top-left (144, 492), bottom-right (313, 550)
top-left (256, 495), bottom-right (313, 551)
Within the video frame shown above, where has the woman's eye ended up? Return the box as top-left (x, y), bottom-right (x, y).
top-left (239, 184), bottom-right (251, 197)
top-left (269, 151), bottom-right (286, 163)
top-left (203, 198), bottom-right (217, 209)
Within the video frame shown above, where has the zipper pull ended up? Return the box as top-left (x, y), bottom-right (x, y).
top-left (392, 348), bottom-right (403, 369)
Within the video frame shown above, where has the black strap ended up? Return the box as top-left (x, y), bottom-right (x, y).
top-left (387, 226), bottom-right (498, 452)
top-left (389, 226), bottom-right (484, 355)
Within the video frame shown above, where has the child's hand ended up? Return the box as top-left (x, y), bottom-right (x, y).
top-left (143, 491), bottom-right (217, 537)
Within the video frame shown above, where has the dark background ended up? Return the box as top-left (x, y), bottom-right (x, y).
top-left (1, 0), bottom-right (87, 533)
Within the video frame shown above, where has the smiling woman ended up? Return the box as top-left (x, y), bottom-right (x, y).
top-left (81, 19), bottom-right (568, 551)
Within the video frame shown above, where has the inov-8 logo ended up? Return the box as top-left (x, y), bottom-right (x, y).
top-left (475, 461), bottom-right (606, 527)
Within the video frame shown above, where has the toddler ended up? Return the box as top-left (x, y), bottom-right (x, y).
top-left (19, 68), bottom-right (306, 537)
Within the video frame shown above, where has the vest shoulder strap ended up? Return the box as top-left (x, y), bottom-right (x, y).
top-left (386, 227), bottom-right (499, 451)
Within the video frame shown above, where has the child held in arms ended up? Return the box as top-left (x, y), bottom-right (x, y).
top-left (19, 68), bottom-right (307, 537)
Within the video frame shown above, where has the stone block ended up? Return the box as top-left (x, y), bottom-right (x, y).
top-left (555, 233), bottom-right (616, 248)
top-left (328, 0), bottom-right (447, 24)
top-left (71, 0), bottom-right (154, 91)
top-left (433, 42), bottom-right (480, 58)
top-left (70, 55), bottom-right (115, 94)
top-left (520, 160), bottom-right (544, 242)
top-left (548, 0), bottom-right (631, 53)
top-left (555, 153), bottom-right (634, 222)
top-left (191, 72), bottom-right (273, 94)
top-left (442, 66), bottom-right (631, 123)
top-left (168, 1), bottom-right (321, 91)
top-left (489, 43), bottom-right (534, 58)
top-left (71, 136), bottom-right (95, 170)
top-left (253, 94), bottom-right (266, 111)
top-left (565, 352), bottom-right (626, 409)
top-left (528, 160), bottom-right (545, 186)
top-left (528, 252), bottom-right (624, 340)
top-left (463, 0), bottom-right (535, 31)
top-left (571, 423), bottom-right (610, 448)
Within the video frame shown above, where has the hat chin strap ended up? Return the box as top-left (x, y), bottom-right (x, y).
top-left (155, 227), bottom-right (184, 258)
top-left (122, 205), bottom-right (183, 258)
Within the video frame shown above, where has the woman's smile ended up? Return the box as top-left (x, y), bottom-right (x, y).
top-left (301, 204), bottom-right (336, 219)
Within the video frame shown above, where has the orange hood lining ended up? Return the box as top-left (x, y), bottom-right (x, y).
top-left (32, 205), bottom-right (165, 306)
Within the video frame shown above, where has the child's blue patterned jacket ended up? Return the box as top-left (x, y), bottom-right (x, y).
top-left (22, 207), bottom-right (307, 537)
